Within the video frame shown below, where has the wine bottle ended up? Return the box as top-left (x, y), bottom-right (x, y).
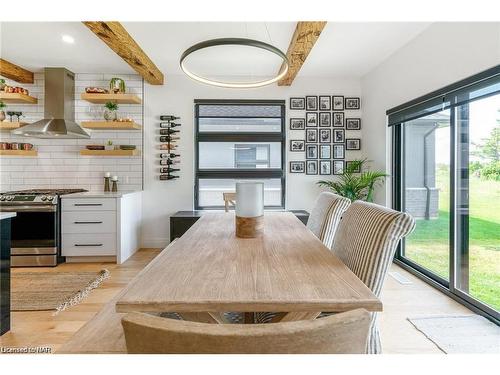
top-left (160, 153), bottom-right (180, 158)
top-left (160, 159), bottom-right (180, 165)
top-left (160, 167), bottom-right (180, 173)
top-left (159, 144), bottom-right (178, 150)
top-left (160, 128), bottom-right (180, 135)
top-left (159, 174), bottom-right (180, 180)
top-left (160, 136), bottom-right (180, 142)
top-left (160, 115), bottom-right (180, 121)
top-left (159, 122), bottom-right (182, 128)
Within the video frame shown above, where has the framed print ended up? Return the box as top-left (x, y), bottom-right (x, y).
top-left (319, 129), bottom-right (331, 143)
top-left (306, 144), bottom-right (318, 159)
top-left (346, 118), bottom-right (361, 130)
top-left (290, 140), bottom-right (305, 152)
top-left (332, 112), bottom-right (344, 127)
top-left (346, 161), bottom-right (361, 173)
top-left (332, 95), bottom-right (344, 110)
top-left (306, 112), bottom-right (318, 127)
top-left (306, 96), bottom-right (318, 111)
top-left (333, 160), bottom-right (344, 175)
top-left (319, 96), bottom-right (331, 110)
top-left (319, 144), bottom-right (331, 159)
top-left (346, 138), bottom-right (361, 150)
top-left (289, 97), bottom-right (305, 110)
top-left (305, 128), bottom-right (318, 143)
top-left (333, 144), bottom-right (345, 159)
top-left (319, 112), bottom-right (331, 127)
top-left (290, 161), bottom-right (305, 173)
top-left (345, 97), bottom-right (361, 110)
top-left (333, 129), bottom-right (345, 143)
top-left (319, 160), bottom-right (331, 175)
top-left (290, 118), bottom-right (306, 130)
top-left (306, 160), bottom-right (318, 175)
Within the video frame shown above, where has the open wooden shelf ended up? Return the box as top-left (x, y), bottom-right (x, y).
top-left (0, 149), bottom-right (37, 156)
top-left (81, 93), bottom-right (142, 104)
top-left (0, 121), bottom-right (29, 130)
top-left (80, 149), bottom-right (140, 156)
top-left (81, 121), bottom-right (141, 130)
top-left (0, 92), bottom-right (38, 104)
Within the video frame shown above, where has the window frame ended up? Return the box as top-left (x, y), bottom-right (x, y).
top-left (194, 99), bottom-right (286, 210)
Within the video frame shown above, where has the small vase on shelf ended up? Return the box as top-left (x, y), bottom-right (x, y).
top-left (111, 176), bottom-right (118, 192)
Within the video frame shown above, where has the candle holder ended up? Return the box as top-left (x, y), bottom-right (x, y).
top-left (235, 181), bottom-right (264, 238)
top-left (104, 177), bottom-right (111, 192)
top-left (111, 176), bottom-right (118, 192)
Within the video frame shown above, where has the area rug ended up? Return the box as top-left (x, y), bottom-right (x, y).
top-left (11, 269), bottom-right (110, 314)
top-left (407, 315), bottom-right (500, 353)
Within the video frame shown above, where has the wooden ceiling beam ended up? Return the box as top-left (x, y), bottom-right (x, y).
top-left (278, 21), bottom-right (327, 86)
top-left (83, 21), bottom-right (164, 85)
top-left (0, 59), bottom-right (34, 84)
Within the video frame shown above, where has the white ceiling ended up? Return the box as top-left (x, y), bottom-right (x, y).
top-left (0, 22), bottom-right (431, 79)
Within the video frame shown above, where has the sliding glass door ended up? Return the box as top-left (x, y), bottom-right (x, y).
top-left (391, 66), bottom-right (500, 321)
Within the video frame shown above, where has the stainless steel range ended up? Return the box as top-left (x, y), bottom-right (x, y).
top-left (0, 189), bottom-right (87, 267)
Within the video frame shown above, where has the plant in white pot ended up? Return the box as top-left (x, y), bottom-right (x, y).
top-left (103, 101), bottom-right (118, 122)
top-left (105, 140), bottom-right (114, 151)
top-left (0, 101), bottom-right (6, 122)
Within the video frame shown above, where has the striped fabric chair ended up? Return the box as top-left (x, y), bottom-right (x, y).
top-left (306, 192), bottom-right (351, 249)
top-left (331, 201), bottom-right (415, 354)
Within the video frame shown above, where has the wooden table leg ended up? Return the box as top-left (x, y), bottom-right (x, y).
top-left (244, 312), bottom-right (255, 324)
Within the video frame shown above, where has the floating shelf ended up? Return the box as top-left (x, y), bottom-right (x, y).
top-left (80, 149), bottom-right (140, 156)
top-left (81, 93), bottom-right (142, 104)
top-left (0, 92), bottom-right (38, 104)
top-left (0, 121), bottom-right (29, 130)
top-left (81, 121), bottom-right (141, 130)
top-left (0, 150), bottom-right (37, 156)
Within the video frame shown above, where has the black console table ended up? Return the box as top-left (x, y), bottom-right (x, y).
top-left (170, 210), bottom-right (309, 242)
top-left (1, 213), bottom-right (15, 336)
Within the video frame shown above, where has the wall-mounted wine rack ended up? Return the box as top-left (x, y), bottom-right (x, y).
top-left (159, 115), bottom-right (181, 181)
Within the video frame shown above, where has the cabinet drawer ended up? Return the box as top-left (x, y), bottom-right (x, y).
top-left (63, 198), bottom-right (116, 212)
top-left (62, 211), bottom-right (116, 234)
top-left (62, 233), bottom-right (116, 256)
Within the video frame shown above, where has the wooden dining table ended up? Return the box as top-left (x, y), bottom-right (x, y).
top-left (116, 212), bottom-right (382, 323)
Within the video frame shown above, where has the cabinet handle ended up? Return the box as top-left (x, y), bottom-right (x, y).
top-left (74, 203), bottom-right (103, 206)
top-left (74, 244), bottom-right (103, 247)
top-left (74, 221), bottom-right (103, 224)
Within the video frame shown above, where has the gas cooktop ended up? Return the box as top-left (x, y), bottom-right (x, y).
top-left (2, 189), bottom-right (88, 196)
top-left (0, 189), bottom-right (88, 204)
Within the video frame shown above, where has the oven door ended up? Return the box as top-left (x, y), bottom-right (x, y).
top-left (1, 204), bottom-right (58, 266)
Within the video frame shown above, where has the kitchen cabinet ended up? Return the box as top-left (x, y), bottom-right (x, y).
top-left (1, 212), bottom-right (16, 336)
top-left (61, 192), bottom-right (142, 264)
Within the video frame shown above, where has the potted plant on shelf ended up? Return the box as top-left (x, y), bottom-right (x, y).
top-left (0, 79), bottom-right (6, 91)
top-left (109, 77), bottom-right (126, 94)
top-left (105, 140), bottom-right (114, 151)
top-left (0, 101), bottom-right (6, 122)
top-left (103, 101), bottom-right (118, 122)
top-left (317, 159), bottom-right (388, 202)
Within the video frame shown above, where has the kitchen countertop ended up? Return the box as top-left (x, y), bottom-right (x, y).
top-left (61, 191), bottom-right (142, 199)
top-left (0, 212), bottom-right (16, 220)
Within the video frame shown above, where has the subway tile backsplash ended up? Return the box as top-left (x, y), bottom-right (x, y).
top-left (0, 72), bottom-right (144, 193)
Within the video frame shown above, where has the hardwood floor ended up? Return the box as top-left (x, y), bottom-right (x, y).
top-left (0, 248), bottom-right (475, 354)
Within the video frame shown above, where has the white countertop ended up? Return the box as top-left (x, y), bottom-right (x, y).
top-left (61, 191), bottom-right (142, 199)
top-left (0, 212), bottom-right (16, 220)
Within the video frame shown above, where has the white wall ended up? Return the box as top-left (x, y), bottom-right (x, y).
top-left (141, 75), bottom-right (362, 247)
top-left (361, 22), bottom-right (500, 206)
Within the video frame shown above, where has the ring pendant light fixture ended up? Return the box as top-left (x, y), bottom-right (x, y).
top-left (180, 38), bottom-right (289, 88)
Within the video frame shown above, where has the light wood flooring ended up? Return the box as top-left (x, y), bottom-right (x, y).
top-left (0, 248), bottom-right (474, 354)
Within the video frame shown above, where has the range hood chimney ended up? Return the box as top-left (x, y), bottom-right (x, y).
top-left (12, 68), bottom-right (90, 138)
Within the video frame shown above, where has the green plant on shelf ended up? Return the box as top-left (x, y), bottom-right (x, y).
top-left (103, 101), bottom-right (118, 121)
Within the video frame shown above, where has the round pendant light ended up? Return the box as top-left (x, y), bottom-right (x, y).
top-left (180, 38), bottom-right (289, 89)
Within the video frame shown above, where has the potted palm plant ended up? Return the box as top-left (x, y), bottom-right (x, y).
top-left (317, 159), bottom-right (388, 202)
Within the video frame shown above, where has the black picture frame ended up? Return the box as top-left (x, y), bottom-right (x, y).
top-left (306, 96), bottom-right (318, 111)
top-left (333, 129), bottom-right (345, 143)
top-left (289, 97), bottom-right (305, 110)
top-left (306, 144), bottom-right (318, 159)
top-left (319, 129), bottom-right (331, 143)
top-left (346, 161), bottom-right (361, 173)
top-left (319, 160), bottom-right (331, 175)
top-left (289, 161), bottom-right (305, 173)
top-left (333, 143), bottom-right (345, 159)
top-left (345, 97), bottom-right (361, 110)
top-left (290, 118), bottom-right (306, 130)
top-left (346, 118), bottom-right (361, 130)
top-left (306, 112), bottom-right (318, 127)
top-left (345, 138), bottom-right (361, 150)
top-left (290, 140), bottom-right (305, 152)
top-left (305, 128), bottom-right (318, 143)
top-left (332, 95), bottom-right (344, 110)
top-left (306, 160), bottom-right (318, 175)
top-left (333, 160), bottom-right (345, 175)
top-left (319, 96), bottom-right (331, 111)
top-left (332, 112), bottom-right (344, 127)
top-left (319, 144), bottom-right (331, 159)
top-left (319, 112), bottom-right (331, 127)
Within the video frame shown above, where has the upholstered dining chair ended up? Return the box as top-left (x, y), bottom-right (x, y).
top-left (306, 192), bottom-right (351, 249)
top-left (122, 308), bottom-right (370, 354)
top-left (331, 201), bottom-right (415, 354)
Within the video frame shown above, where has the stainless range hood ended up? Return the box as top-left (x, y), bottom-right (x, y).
top-left (12, 68), bottom-right (90, 138)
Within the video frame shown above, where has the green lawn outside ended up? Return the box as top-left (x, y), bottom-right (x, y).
top-left (405, 167), bottom-right (500, 311)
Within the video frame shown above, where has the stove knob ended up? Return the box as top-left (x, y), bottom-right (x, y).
top-left (6, 195), bottom-right (13, 201)
top-left (47, 195), bottom-right (54, 201)
top-left (40, 195), bottom-right (47, 201)
top-left (0, 196), bottom-right (5, 201)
